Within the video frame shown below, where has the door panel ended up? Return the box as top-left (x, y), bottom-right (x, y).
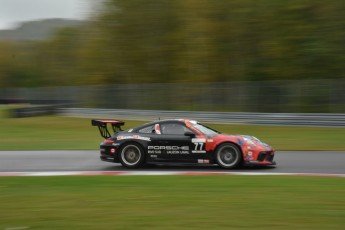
top-left (148, 134), bottom-right (192, 160)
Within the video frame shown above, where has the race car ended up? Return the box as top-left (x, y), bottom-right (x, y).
top-left (92, 119), bottom-right (276, 169)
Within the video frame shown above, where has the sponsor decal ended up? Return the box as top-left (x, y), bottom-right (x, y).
top-left (247, 152), bottom-right (253, 160)
top-left (148, 146), bottom-right (189, 150)
top-left (192, 138), bottom-right (206, 143)
top-left (117, 135), bottom-right (151, 141)
top-left (148, 146), bottom-right (189, 154)
top-left (207, 139), bottom-right (214, 143)
top-left (198, 159), bottom-right (210, 163)
top-left (192, 150), bottom-right (206, 153)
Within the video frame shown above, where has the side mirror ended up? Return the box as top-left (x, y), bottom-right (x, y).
top-left (184, 131), bottom-right (196, 138)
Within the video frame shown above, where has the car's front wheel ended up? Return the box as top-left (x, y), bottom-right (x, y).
top-left (119, 143), bottom-right (145, 168)
top-left (215, 143), bottom-right (242, 169)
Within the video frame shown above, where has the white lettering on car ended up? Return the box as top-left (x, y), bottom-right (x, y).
top-left (117, 135), bottom-right (151, 141)
top-left (148, 146), bottom-right (190, 154)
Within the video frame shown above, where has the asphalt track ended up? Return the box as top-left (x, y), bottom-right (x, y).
top-left (0, 151), bottom-right (344, 175)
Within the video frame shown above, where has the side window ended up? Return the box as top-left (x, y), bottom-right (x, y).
top-left (161, 123), bottom-right (191, 135)
top-left (138, 124), bottom-right (161, 134)
top-left (138, 125), bottom-right (154, 134)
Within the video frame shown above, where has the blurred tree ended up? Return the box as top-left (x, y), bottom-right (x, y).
top-left (35, 27), bottom-right (82, 86)
top-left (0, 0), bottom-right (344, 87)
top-left (0, 42), bottom-right (15, 87)
top-left (0, 41), bottom-right (44, 87)
top-left (97, 0), bottom-right (180, 83)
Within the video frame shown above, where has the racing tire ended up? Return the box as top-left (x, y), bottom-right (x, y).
top-left (119, 143), bottom-right (145, 168)
top-left (215, 143), bottom-right (242, 169)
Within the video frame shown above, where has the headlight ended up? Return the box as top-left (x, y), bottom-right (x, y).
top-left (243, 137), bottom-right (256, 146)
top-left (252, 136), bottom-right (269, 147)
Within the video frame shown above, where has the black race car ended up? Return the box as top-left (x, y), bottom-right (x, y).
top-left (92, 119), bottom-right (276, 169)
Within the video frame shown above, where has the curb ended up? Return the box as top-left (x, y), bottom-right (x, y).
top-left (0, 171), bottom-right (344, 177)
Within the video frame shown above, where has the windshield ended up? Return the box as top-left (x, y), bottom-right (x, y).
top-left (189, 121), bottom-right (220, 137)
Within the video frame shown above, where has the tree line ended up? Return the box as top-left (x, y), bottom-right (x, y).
top-left (1, 0), bottom-right (344, 87)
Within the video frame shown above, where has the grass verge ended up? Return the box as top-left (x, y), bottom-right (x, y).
top-left (0, 176), bottom-right (344, 230)
top-left (0, 107), bottom-right (344, 150)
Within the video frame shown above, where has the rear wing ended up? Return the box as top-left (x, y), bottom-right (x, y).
top-left (91, 119), bottom-right (125, 138)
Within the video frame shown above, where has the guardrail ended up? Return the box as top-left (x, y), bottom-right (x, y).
top-left (10, 105), bottom-right (70, 118)
top-left (59, 108), bottom-right (345, 127)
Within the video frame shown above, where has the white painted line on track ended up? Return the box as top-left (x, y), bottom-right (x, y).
top-left (0, 171), bottom-right (344, 177)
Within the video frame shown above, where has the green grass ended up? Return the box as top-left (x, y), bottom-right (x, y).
top-left (0, 176), bottom-right (344, 230)
top-left (210, 123), bottom-right (345, 151)
top-left (0, 106), bottom-right (344, 150)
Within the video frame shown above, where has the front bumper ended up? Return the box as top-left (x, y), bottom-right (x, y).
top-left (244, 150), bottom-right (276, 166)
top-left (244, 160), bottom-right (276, 166)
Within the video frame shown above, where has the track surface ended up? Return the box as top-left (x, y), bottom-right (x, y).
top-left (0, 151), bottom-right (344, 174)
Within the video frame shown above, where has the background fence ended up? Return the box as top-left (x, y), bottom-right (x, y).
top-left (1, 79), bottom-right (344, 113)
top-left (60, 108), bottom-right (345, 127)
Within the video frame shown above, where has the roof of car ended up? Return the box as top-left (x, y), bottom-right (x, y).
top-left (132, 119), bottom-right (189, 131)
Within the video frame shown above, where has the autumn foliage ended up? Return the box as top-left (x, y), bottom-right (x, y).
top-left (1, 0), bottom-right (345, 87)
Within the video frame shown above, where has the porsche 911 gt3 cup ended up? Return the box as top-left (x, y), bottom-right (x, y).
top-left (92, 119), bottom-right (276, 169)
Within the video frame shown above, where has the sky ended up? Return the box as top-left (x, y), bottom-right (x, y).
top-left (0, 0), bottom-right (93, 29)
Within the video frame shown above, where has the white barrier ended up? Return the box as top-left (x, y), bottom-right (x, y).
top-left (59, 108), bottom-right (345, 127)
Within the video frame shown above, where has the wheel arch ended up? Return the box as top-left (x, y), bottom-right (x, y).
top-left (213, 141), bottom-right (244, 162)
top-left (117, 141), bottom-right (147, 163)
top-left (118, 140), bottom-right (147, 154)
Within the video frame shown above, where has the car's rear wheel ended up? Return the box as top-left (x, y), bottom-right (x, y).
top-left (120, 143), bottom-right (145, 168)
top-left (215, 143), bottom-right (242, 169)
